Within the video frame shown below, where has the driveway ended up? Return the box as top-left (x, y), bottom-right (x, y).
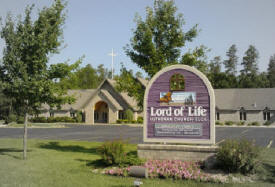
top-left (0, 125), bottom-right (274, 148)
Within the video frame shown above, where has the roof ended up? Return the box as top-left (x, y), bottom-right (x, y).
top-left (42, 89), bottom-right (96, 110)
top-left (100, 89), bottom-right (123, 110)
top-left (214, 88), bottom-right (275, 110)
top-left (137, 77), bottom-right (149, 87)
top-left (106, 79), bottom-right (140, 111)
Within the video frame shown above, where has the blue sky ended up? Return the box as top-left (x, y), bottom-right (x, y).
top-left (1, 0), bottom-right (275, 76)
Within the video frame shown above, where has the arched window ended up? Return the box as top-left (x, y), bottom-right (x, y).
top-left (170, 74), bottom-right (185, 91)
top-left (263, 107), bottom-right (270, 121)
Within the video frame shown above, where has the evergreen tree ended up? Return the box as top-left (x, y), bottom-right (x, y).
top-left (209, 56), bottom-right (222, 74)
top-left (241, 45), bottom-right (259, 75)
top-left (267, 54), bottom-right (275, 87)
top-left (224, 44), bottom-right (238, 75)
top-left (239, 45), bottom-right (259, 88)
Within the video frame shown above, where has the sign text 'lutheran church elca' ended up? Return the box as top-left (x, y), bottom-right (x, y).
top-left (144, 65), bottom-right (215, 144)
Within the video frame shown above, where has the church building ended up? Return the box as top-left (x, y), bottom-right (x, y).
top-left (40, 78), bottom-right (275, 125)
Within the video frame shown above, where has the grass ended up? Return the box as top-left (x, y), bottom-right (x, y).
top-left (0, 139), bottom-right (275, 187)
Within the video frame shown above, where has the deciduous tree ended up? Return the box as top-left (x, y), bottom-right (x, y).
top-left (125, 0), bottom-right (198, 78)
top-left (0, 0), bottom-right (75, 159)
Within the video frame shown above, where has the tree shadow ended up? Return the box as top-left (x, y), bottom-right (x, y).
top-left (76, 158), bottom-right (108, 168)
top-left (38, 142), bottom-right (97, 155)
top-left (0, 148), bottom-right (30, 159)
top-left (259, 163), bottom-right (275, 183)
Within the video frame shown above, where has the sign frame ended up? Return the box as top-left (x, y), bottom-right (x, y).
top-left (143, 65), bottom-right (215, 145)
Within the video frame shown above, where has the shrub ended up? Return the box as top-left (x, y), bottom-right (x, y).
top-left (215, 121), bottom-right (224, 126)
top-left (225, 121), bottom-right (234, 126)
top-left (250, 121), bottom-right (260, 126)
top-left (264, 121), bottom-right (272, 126)
top-left (30, 116), bottom-right (47, 123)
top-left (236, 121), bottom-right (245, 126)
top-left (5, 114), bottom-right (17, 124)
top-left (116, 119), bottom-right (122, 124)
top-left (47, 117), bottom-right (56, 123)
top-left (74, 111), bottom-right (83, 123)
top-left (137, 116), bottom-right (143, 124)
top-left (125, 109), bottom-right (133, 121)
top-left (97, 140), bottom-right (126, 166)
top-left (16, 116), bottom-right (25, 124)
top-left (56, 116), bottom-right (76, 123)
top-left (122, 119), bottom-right (128, 124)
top-left (119, 151), bottom-right (145, 167)
top-left (216, 139), bottom-right (261, 174)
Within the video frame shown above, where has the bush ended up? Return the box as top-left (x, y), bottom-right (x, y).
top-left (119, 151), bottom-right (145, 167)
top-left (116, 119), bottom-right (123, 124)
top-left (30, 116), bottom-right (47, 123)
top-left (74, 111), bottom-right (82, 123)
top-left (137, 116), bottom-right (143, 124)
top-left (47, 117), bottom-right (55, 123)
top-left (125, 109), bottom-right (133, 121)
top-left (248, 121), bottom-right (260, 126)
top-left (264, 121), bottom-right (272, 126)
top-left (215, 121), bottom-right (224, 126)
top-left (56, 116), bottom-right (76, 123)
top-left (225, 121), bottom-right (234, 126)
top-left (5, 114), bottom-right (17, 124)
top-left (236, 121), bottom-right (245, 126)
top-left (16, 116), bottom-right (25, 124)
top-left (122, 119), bottom-right (129, 124)
top-left (97, 140), bottom-right (126, 166)
top-left (216, 139), bottom-right (261, 174)
top-left (130, 120), bottom-right (136, 124)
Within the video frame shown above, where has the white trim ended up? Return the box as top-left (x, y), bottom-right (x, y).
top-left (143, 65), bottom-right (215, 145)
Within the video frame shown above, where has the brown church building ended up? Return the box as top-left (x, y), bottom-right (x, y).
top-left (40, 78), bottom-right (275, 125)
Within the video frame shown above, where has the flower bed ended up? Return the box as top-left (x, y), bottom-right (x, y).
top-left (104, 159), bottom-right (221, 182)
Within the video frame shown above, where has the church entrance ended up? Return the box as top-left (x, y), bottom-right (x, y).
top-left (94, 101), bottom-right (108, 123)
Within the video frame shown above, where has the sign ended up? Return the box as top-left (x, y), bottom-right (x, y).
top-left (144, 65), bottom-right (215, 144)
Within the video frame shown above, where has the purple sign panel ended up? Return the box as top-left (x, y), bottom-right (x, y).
top-left (144, 65), bottom-right (215, 144)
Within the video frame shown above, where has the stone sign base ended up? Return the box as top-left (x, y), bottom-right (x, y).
top-left (138, 144), bottom-right (218, 162)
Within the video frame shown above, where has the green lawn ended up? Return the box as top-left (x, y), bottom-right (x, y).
top-left (0, 139), bottom-right (274, 187)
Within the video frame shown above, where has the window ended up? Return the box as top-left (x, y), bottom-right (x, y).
top-left (216, 112), bottom-right (220, 120)
top-left (263, 109), bottom-right (271, 121)
top-left (119, 110), bottom-right (125, 120)
top-left (102, 112), bottom-right (108, 121)
top-left (240, 108), bottom-right (246, 121)
top-left (94, 111), bottom-right (99, 121)
top-left (240, 112), bottom-right (247, 120)
top-left (170, 74), bottom-right (185, 91)
top-left (70, 111), bottom-right (75, 118)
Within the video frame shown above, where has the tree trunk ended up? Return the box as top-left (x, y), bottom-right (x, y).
top-left (23, 112), bottom-right (28, 160)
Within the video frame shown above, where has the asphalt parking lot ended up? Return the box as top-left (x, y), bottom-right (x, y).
top-left (0, 125), bottom-right (274, 148)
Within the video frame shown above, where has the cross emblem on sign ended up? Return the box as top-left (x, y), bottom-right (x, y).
top-left (170, 73), bottom-right (185, 91)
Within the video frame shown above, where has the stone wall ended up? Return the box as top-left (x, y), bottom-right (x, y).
top-left (138, 144), bottom-right (217, 162)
